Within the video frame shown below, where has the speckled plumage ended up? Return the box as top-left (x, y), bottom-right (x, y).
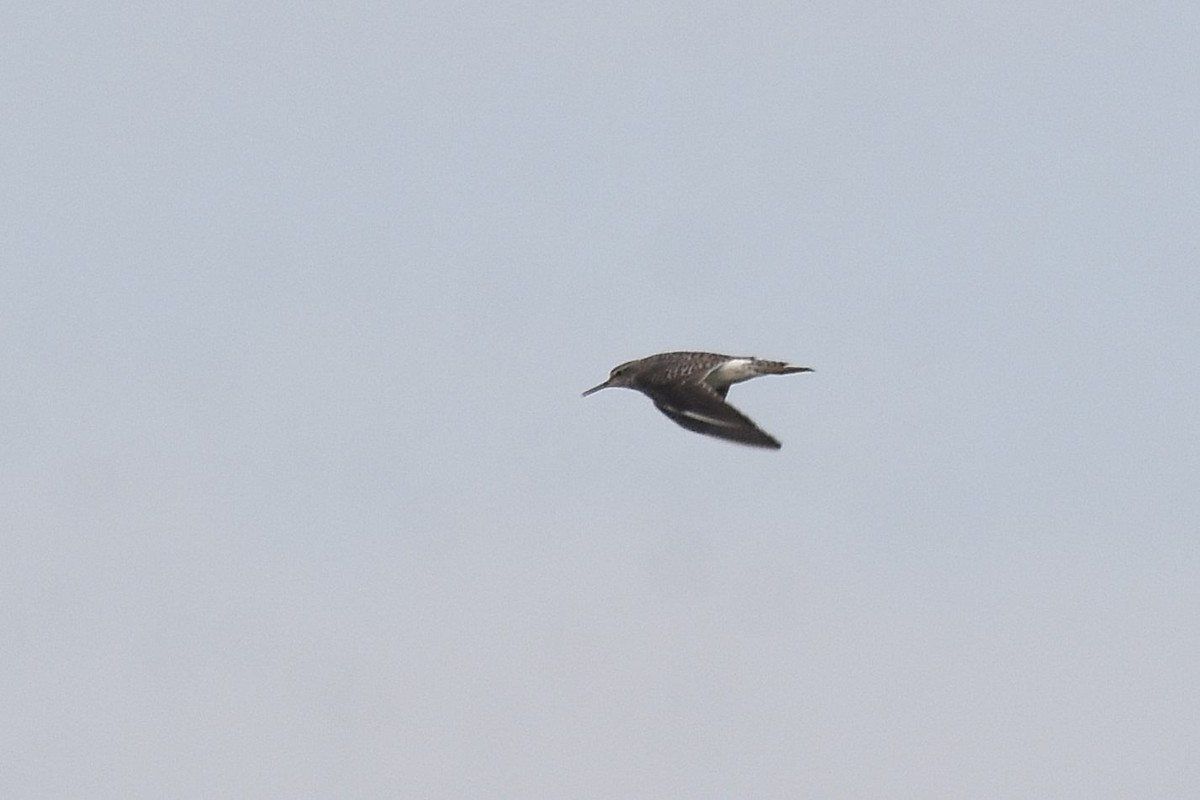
top-left (582, 351), bottom-right (812, 449)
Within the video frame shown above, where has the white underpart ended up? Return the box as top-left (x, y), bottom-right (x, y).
top-left (706, 358), bottom-right (756, 389)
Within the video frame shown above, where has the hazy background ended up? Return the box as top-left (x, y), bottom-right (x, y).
top-left (4, 2), bottom-right (1198, 797)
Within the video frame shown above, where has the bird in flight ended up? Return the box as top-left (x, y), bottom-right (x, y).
top-left (582, 351), bottom-right (812, 449)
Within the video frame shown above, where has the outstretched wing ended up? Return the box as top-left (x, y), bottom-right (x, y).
top-left (649, 385), bottom-right (782, 449)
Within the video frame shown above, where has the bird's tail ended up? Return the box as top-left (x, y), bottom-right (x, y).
top-left (753, 359), bottom-right (813, 375)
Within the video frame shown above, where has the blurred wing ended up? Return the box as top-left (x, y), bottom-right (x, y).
top-left (650, 385), bottom-right (781, 449)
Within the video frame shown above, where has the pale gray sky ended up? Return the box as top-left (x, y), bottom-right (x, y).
top-left (4, 2), bottom-right (1199, 798)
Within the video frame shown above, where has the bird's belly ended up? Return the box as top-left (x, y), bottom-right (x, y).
top-left (706, 358), bottom-right (756, 387)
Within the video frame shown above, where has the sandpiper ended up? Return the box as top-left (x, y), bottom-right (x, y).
top-left (582, 351), bottom-right (812, 449)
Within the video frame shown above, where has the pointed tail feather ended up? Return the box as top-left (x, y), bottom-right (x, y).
top-left (754, 359), bottom-right (813, 375)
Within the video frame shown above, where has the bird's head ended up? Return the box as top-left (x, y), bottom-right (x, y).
top-left (581, 360), bottom-right (639, 396)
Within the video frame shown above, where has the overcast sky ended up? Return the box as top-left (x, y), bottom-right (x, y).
top-left (4, 2), bottom-right (1199, 798)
